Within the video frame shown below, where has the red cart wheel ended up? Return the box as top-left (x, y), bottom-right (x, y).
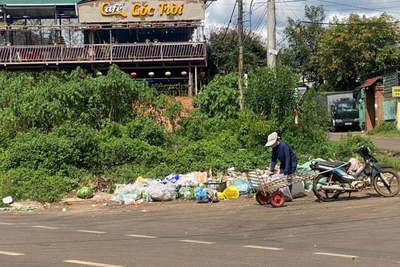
top-left (255, 192), bottom-right (270, 205)
top-left (270, 191), bottom-right (285, 207)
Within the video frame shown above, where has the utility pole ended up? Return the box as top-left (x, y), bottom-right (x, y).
top-left (267, 0), bottom-right (276, 68)
top-left (238, 0), bottom-right (244, 109)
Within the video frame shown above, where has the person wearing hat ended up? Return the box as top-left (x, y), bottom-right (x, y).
top-left (265, 132), bottom-right (298, 176)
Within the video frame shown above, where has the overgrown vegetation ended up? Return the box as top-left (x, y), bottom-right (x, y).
top-left (0, 65), bottom-right (396, 203)
top-left (366, 121), bottom-right (400, 138)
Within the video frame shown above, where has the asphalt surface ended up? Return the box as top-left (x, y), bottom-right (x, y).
top-left (1, 191), bottom-right (400, 267)
top-left (329, 132), bottom-right (400, 152)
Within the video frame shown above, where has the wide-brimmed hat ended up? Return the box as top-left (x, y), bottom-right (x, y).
top-left (265, 132), bottom-right (279, 147)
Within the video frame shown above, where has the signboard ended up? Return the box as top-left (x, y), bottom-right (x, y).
top-left (392, 86), bottom-right (400, 98)
top-left (78, 0), bottom-right (205, 23)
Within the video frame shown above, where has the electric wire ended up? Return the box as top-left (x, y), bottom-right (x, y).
top-left (315, 0), bottom-right (400, 15)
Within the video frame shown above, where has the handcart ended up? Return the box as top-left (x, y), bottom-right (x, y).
top-left (246, 170), bottom-right (312, 207)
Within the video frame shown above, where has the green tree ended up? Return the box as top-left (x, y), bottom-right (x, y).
top-left (195, 72), bottom-right (239, 119)
top-left (206, 27), bottom-right (268, 80)
top-left (244, 66), bottom-right (298, 120)
top-left (318, 13), bottom-right (400, 90)
top-left (279, 5), bottom-right (326, 87)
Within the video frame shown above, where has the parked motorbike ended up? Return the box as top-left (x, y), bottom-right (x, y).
top-left (310, 145), bottom-right (400, 201)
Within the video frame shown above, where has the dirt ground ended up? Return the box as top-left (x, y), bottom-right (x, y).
top-left (2, 190), bottom-right (318, 215)
top-left (174, 96), bottom-right (193, 111)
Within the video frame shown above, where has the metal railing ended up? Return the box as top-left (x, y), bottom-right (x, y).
top-left (0, 42), bottom-right (206, 64)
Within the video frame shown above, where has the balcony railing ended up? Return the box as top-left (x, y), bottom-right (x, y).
top-left (0, 42), bottom-right (206, 65)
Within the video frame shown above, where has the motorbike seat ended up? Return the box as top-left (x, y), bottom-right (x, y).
top-left (316, 160), bottom-right (350, 168)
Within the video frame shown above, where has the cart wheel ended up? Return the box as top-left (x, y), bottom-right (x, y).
top-left (255, 192), bottom-right (270, 205)
top-left (270, 191), bottom-right (285, 208)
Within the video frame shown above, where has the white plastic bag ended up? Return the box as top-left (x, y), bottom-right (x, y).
top-left (280, 186), bottom-right (293, 202)
top-left (146, 183), bottom-right (177, 202)
top-left (291, 181), bottom-right (306, 198)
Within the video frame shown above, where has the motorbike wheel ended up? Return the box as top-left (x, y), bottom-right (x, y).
top-left (255, 192), bottom-right (270, 205)
top-left (373, 169), bottom-right (400, 197)
top-left (312, 174), bottom-right (341, 202)
top-left (270, 191), bottom-right (285, 207)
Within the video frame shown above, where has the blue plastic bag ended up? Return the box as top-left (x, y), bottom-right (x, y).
top-left (194, 187), bottom-right (209, 203)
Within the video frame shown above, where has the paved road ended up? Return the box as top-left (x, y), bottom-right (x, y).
top-left (329, 132), bottom-right (400, 152)
top-left (1, 192), bottom-right (400, 267)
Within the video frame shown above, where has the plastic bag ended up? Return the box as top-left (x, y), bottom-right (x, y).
top-left (147, 183), bottom-right (177, 202)
top-left (280, 186), bottom-right (293, 202)
top-left (232, 178), bottom-right (251, 194)
top-left (348, 158), bottom-right (362, 174)
top-left (291, 182), bottom-right (306, 198)
top-left (194, 187), bottom-right (219, 203)
top-left (164, 174), bottom-right (180, 183)
top-left (178, 187), bottom-right (195, 200)
top-left (176, 173), bottom-right (199, 187)
top-left (206, 188), bottom-right (219, 203)
top-left (223, 186), bottom-right (240, 199)
top-left (110, 182), bottom-right (145, 204)
top-left (194, 187), bottom-right (208, 202)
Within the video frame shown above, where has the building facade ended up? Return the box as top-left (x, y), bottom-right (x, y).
top-left (359, 66), bottom-right (400, 130)
top-left (0, 0), bottom-right (207, 95)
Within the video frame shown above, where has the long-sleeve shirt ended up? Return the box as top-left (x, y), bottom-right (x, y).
top-left (270, 141), bottom-right (298, 175)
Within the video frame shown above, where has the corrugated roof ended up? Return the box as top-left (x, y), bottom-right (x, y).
top-left (0, 0), bottom-right (80, 4)
top-left (360, 76), bottom-right (382, 88)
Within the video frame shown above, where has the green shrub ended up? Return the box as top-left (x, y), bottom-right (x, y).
top-left (167, 133), bottom-right (268, 174)
top-left (126, 116), bottom-right (167, 147)
top-left (225, 111), bottom-right (277, 148)
top-left (244, 66), bottom-right (297, 119)
top-left (0, 168), bottom-right (76, 202)
top-left (50, 122), bottom-right (99, 169)
top-left (195, 72), bottom-right (240, 119)
top-left (97, 137), bottom-right (166, 170)
top-left (3, 132), bottom-right (80, 174)
top-left (330, 135), bottom-right (377, 161)
top-left (367, 121), bottom-right (400, 137)
top-left (376, 154), bottom-right (400, 171)
top-left (177, 110), bottom-right (226, 141)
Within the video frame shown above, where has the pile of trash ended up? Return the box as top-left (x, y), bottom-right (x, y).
top-left (109, 170), bottom-right (258, 205)
top-left (110, 172), bottom-right (207, 205)
top-left (110, 157), bottom-right (368, 205)
top-left (108, 166), bottom-right (311, 205)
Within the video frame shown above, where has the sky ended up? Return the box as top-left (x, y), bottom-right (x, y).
top-left (204, 0), bottom-right (399, 48)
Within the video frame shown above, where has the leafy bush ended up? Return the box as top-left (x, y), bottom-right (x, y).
top-left (126, 116), bottom-right (167, 147)
top-left (0, 168), bottom-right (77, 202)
top-left (0, 65), bottom-right (155, 132)
top-left (330, 135), bottom-right (377, 161)
top-left (50, 122), bottom-right (99, 169)
top-left (245, 66), bottom-right (298, 119)
top-left (167, 132), bottom-right (268, 174)
top-left (177, 110), bottom-right (227, 141)
top-left (367, 121), bottom-right (400, 137)
top-left (97, 137), bottom-right (166, 170)
top-left (2, 132), bottom-right (80, 174)
top-left (225, 111), bottom-right (277, 149)
top-left (195, 72), bottom-right (240, 119)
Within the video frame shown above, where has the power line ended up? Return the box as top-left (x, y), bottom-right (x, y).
top-left (299, 20), bottom-right (399, 26)
top-left (277, 0), bottom-right (300, 20)
top-left (222, 0), bottom-right (237, 37)
top-left (316, 0), bottom-right (400, 15)
top-left (205, 2), bottom-right (215, 21)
